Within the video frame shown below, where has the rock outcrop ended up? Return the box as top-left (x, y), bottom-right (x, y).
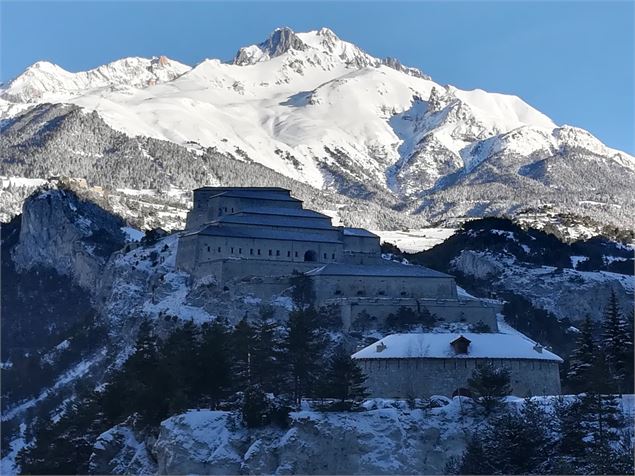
top-left (12, 188), bottom-right (126, 290)
top-left (148, 400), bottom-right (472, 475)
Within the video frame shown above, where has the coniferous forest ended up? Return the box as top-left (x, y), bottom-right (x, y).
top-left (11, 289), bottom-right (634, 475)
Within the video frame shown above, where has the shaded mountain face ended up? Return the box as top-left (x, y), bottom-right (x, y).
top-left (1, 27), bottom-right (634, 233)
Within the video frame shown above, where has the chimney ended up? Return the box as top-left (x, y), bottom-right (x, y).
top-left (376, 342), bottom-right (387, 353)
top-left (533, 343), bottom-right (543, 353)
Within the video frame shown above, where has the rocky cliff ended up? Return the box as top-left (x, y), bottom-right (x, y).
top-left (90, 398), bottom-right (474, 475)
top-left (12, 188), bottom-right (126, 290)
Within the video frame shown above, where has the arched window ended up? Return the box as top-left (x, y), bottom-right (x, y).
top-left (304, 250), bottom-right (318, 262)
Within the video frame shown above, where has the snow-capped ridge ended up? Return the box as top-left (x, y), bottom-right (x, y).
top-left (1, 56), bottom-right (191, 103)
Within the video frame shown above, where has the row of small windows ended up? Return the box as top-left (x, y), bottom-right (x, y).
top-left (205, 246), bottom-right (336, 260)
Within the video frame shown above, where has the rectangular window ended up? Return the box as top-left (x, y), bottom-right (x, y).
top-left (231, 247), bottom-right (234, 254)
top-left (239, 248), bottom-right (242, 254)
top-left (258, 249), bottom-right (261, 255)
top-left (332, 253), bottom-right (335, 259)
top-left (250, 249), bottom-right (254, 255)
top-left (323, 253), bottom-right (327, 259)
top-left (207, 246), bottom-right (210, 252)
top-left (276, 250), bottom-right (280, 256)
top-left (287, 251), bottom-right (291, 257)
top-left (295, 251), bottom-right (298, 257)
top-left (217, 247), bottom-right (221, 252)
top-left (268, 250), bottom-right (272, 256)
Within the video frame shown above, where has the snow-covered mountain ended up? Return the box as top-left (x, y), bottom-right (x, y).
top-left (1, 27), bottom-right (634, 232)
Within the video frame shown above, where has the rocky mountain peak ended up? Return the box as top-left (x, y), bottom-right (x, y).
top-left (233, 27), bottom-right (308, 65)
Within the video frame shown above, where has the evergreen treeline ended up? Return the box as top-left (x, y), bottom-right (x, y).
top-left (451, 394), bottom-right (634, 475)
top-left (452, 290), bottom-right (635, 475)
top-left (565, 290), bottom-right (634, 394)
top-left (16, 305), bottom-right (368, 474)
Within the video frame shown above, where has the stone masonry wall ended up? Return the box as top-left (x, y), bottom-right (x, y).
top-left (336, 298), bottom-right (500, 331)
top-left (357, 358), bottom-right (561, 398)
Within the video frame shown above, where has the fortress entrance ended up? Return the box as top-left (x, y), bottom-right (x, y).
top-left (304, 250), bottom-right (318, 262)
top-left (452, 388), bottom-right (473, 398)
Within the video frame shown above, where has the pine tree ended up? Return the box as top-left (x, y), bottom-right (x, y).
top-left (456, 399), bottom-right (554, 474)
top-left (196, 321), bottom-right (232, 406)
top-left (456, 434), bottom-right (494, 475)
top-left (601, 290), bottom-right (633, 393)
top-left (251, 314), bottom-right (285, 393)
top-left (579, 388), bottom-right (628, 475)
top-left (159, 320), bottom-right (199, 411)
top-left (284, 307), bottom-right (325, 405)
top-left (290, 271), bottom-right (315, 309)
top-left (241, 384), bottom-right (270, 428)
top-left (110, 319), bottom-right (174, 425)
top-left (318, 346), bottom-right (368, 403)
top-left (566, 315), bottom-right (597, 393)
top-left (553, 396), bottom-right (586, 462)
top-left (467, 363), bottom-right (512, 414)
top-left (231, 317), bottom-right (255, 391)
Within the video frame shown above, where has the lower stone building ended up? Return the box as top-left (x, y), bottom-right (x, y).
top-left (352, 332), bottom-right (563, 398)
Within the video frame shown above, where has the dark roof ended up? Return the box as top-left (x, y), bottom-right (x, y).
top-left (189, 224), bottom-right (342, 244)
top-left (208, 190), bottom-right (302, 202)
top-left (342, 227), bottom-right (379, 238)
top-left (215, 213), bottom-right (335, 230)
top-left (194, 186), bottom-right (291, 193)
top-left (239, 206), bottom-right (331, 219)
top-left (305, 263), bottom-right (452, 278)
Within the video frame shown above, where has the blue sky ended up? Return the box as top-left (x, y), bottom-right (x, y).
top-left (2, 1), bottom-right (633, 153)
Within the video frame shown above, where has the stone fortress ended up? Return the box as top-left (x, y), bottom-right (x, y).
top-left (176, 187), bottom-right (562, 397)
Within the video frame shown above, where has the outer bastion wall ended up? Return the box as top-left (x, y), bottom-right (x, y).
top-left (311, 275), bottom-right (458, 301)
top-left (195, 236), bottom-right (344, 266)
top-left (357, 358), bottom-right (561, 398)
top-left (332, 298), bottom-right (499, 331)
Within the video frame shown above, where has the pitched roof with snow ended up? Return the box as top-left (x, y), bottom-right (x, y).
top-left (352, 333), bottom-right (563, 362)
top-left (305, 263), bottom-right (451, 278)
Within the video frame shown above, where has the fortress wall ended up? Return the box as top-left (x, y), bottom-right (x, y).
top-left (208, 196), bottom-right (302, 220)
top-left (340, 252), bottom-right (384, 265)
top-left (311, 275), bottom-right (458, 302)
top-left (357, 358), bottom-right (561, 398)
top-left (186, 196), bottom-right (303, 228)
top-left (175, 234), bottom-right (199, 274)
top-left (188, 258), bottom-right (320, 282)
top-left (323, 298), bottom-right (499, 331)
top-left (214, 222), bottom-right (342, 241)
top-left (195, 236), bottom-right (344, 266)
top-left (342, 235), bottom-right (381, 254)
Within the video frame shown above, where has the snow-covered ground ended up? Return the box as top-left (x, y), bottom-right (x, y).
top-left (374, 228), bottom-right (456, 252)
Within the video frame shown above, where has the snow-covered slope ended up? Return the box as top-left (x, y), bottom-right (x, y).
top-left (2, 27), bottom-right (634, 231)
